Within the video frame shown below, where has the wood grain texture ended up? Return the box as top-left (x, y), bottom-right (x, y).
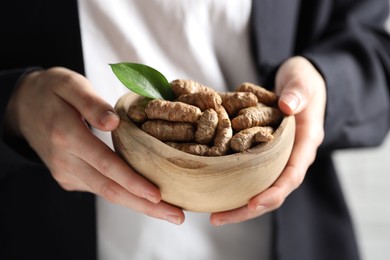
top-left (112, 93), bottom-right (295, 212)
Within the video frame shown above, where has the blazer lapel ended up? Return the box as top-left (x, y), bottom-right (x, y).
top-left (251, 0), bottom-right (301, 85)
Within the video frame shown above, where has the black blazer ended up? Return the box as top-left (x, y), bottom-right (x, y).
top-left (1, 1), bottom-right (390, 259)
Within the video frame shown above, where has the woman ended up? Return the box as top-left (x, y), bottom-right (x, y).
top-left (1, 0), bottom-right (390, 259)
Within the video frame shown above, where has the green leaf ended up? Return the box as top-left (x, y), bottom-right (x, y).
top-left (110, 62), bottom-right (175, 100)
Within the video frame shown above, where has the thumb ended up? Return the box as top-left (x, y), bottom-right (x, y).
top-left (275, 56), bottom-right (324, 116)
top-left (93, 109), bottom-right (120, 131)
top-left (73, 91), bottom-right (120, 132)
top-left (49, 67), bottom-right (120, 131)
top-left (275, 58), bottom-right (314, 116)
top-left (277, 82), bottom-right (310, 116)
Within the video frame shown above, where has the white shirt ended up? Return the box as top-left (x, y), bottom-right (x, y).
top-left (78, 1), bottom-right (272, 259)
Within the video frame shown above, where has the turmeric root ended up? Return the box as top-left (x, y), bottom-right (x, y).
top-left (231, 106), bottom-right (282, 131)
top-left (170, 79), bottom-right (214, 97)
top-left (208, 106), bottom-right (233, 156)
top-left (141, 120), bottom-right (195, 142)
top-left (236, 82), bottom-right (278, 106)
top-left (195, 109), bottom-right (218, 144)
top-left (230, 126), bottom-right (274, 152)
top-left (254, 126), bottom-right (275, 142)
top-left (127, 97), bottom-right (149, 124)
top-left (176, 91), bottom-right (222, 111)
top-left (219, 92), bottom-right (258, 116)
top-left (145, 99), bottom-right (201, 123)
top-left (166, 142), bottom-right (209, 156)
top-left (127, 79), bottom-right (283, 156)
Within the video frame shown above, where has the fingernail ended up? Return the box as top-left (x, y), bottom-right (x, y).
top-left (249, 204), bottom-right (266, 213)
top-left (144, 192), bottom-right (160, 204)
top-left (282, 93), bottom-right (299, 111)
top-left (255, 205), bottom-right (266, 212)
top-left (214, 218), bottom-right (229, 226)
top-left (166, 214), bottom-right (182, 225)
top-left (100, 110), bottom-right (118, 125)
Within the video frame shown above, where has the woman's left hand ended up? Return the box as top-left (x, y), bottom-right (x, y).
top-left (210, 56), bottom-right (327, 226)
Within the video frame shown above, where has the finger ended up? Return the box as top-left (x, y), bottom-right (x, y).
top-left (277, 77), bottom-right (312, 115)
top-left (52, 102), bottom-right (162, 204)
top-left (210, 205), bottom-right (268, 226)
top-left (59, 153), bottom-right (185, 225)
top-left (247, 126), bottom-right (319, 212)
top-left (209, 138), bottom-right (314, 226)
top-left (210, 135), bottom-right (316, 226)
top-left (66, 154), bottom-right (185, 225)
top-left (275, 56), bottom-right (325, 116)
top-left (49, 67), bottom-right (120, 131)
top-left (76, 128), bottom-right (162, 204)
top-left (246, 165), bottom-right (302, 212)
top-left (210, 139), bottom-right (314, 226)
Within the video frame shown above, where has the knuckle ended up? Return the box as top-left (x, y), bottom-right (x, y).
top-left (60, 182), bottom-right (77, 192)
top-left (50, 169), bottom-right (63, 183)
top-left (306, 124), bottom-right (325, 147)
top-left (271, 194), bottom-right (285, 210)
top-left (99, 182), bottom-right (119, 203)
top-left (80, 93), bottom-right (97, 111)
top-left (291, 78), bottom-right (310, 98)
top-left (48, 68), bottom-right (88, 96)
top-left (51, 70), bottom-right (97, 110)
top-left (290, 77), bottom-right (307, 89)
top-left (316, 128), bottom-right (325, 145)
top-left (290, 170), bottom-right (305, 189)
top-left (56, 69), bottom-right (84, 87)
top-left (49, 125), bottom-right (69, 148)
top-left (51, 170), bottom-right (74, 191)
top-left (95, 158), bottom-right (111, 177)
top-left (48, 157), bottom-right (82, 192)
top-left (142, 206), bottom-right (154, 218)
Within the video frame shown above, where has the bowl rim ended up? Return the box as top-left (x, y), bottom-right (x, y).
top-left (112, 92), bottom-right (296, 212)
top-left (113, 93), bottom-right (295, 164)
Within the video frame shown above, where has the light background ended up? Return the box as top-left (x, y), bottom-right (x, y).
top-left (332, 15), bottom-right (390, 260)
top-left (334, 135), bottom-right (390, 260)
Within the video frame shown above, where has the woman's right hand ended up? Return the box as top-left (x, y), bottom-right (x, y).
top-left (210, 56), bottom-right (326, 225)
top-left (4, 67), bottom-right (184, 225)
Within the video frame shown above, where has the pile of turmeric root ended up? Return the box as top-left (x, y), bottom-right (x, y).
top-left (127, 79), bottom-right (283, 156)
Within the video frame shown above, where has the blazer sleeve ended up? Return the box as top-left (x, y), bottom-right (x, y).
top-left (0, 0), bottom-right (84, 181)
top-left (301, 0), bottom-right (390, 151)
top-left (0, 68), bottom-right (41, 180)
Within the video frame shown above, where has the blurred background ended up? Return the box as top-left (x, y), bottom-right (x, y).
top-left (334, 135), bottom-right (390, 260)
top-left (333, 17), bottom-right (390, 259)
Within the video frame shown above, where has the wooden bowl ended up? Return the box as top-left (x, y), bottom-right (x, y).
top-left (112, 93), bottom-right (295, 212)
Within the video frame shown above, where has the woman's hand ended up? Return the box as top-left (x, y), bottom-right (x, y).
top-left (5, 67), bottom-right (184, 225)
top-left (210, 56), bottom-right (326, 225)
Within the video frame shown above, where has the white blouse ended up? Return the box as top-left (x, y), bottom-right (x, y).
top-left (78, 1), bottom-right (271, 259)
